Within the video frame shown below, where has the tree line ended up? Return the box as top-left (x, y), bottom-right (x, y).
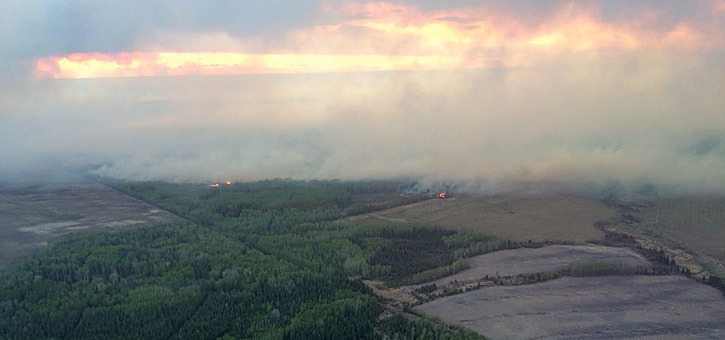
top-left (0, 179), bottom-right (488, 339)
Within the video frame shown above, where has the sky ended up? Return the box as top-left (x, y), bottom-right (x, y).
top-left (1, 1), bottom-right (724, 193)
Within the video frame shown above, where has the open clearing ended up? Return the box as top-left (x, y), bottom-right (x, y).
top-left (418, 245), bottom-right (650, 287)
top-left (0, 181), bottom-right (177, 271)
top-left (416, 275), bottom-right (725, 339)
top-left (345, 193), bottom-right (617, 243)
top-left (617, 196), bottom-right (725, 277)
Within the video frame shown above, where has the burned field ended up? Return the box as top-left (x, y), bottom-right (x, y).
top-left (419, 244), bottom-right (651, 288)
top-left (345, 193), bottom-right (617, 243)
top-left (416, 275), bottom-right (725, 339)
top-left (0, 182), bottom-right (177, 271)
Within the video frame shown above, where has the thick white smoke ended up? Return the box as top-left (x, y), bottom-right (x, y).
top-left (2, 52), bottom-right (722, 194)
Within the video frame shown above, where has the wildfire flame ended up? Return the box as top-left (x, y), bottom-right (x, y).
top-left (437, 191), bottom-right (447, 199)
top-left (209, 183), bottom-right (220, 187)
top-left (225, 180), bottom-right (232, 185)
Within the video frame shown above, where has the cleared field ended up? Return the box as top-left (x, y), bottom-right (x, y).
top-left (621, 196), bottom-right (725, 276)
top-left (417, 275), bottom-right (725, 339)
top-left (345, 193), bottom-right (617, 243)
top-left (419, 245), bottom-right (650, 287)
top-left (0, 181), bottom-right (177, 271)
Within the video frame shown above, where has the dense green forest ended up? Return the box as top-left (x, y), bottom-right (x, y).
top-left (0, 180), bottom-right (486, 339)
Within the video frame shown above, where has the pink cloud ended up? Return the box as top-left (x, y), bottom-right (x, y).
top-left (34, 2), bottom-right (722, 79)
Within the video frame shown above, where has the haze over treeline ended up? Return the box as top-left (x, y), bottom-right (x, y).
top-left (1, 1), bottom-right (724, 193)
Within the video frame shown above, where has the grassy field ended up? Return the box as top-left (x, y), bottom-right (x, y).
top-left (417, 275), bottom-right (725, 339)
top-left (618, 196), bottom-right (725, 277)
top-left (415, 244), bottom-right (651, 288)
top-left (344, 192), bottom-right (618, 243)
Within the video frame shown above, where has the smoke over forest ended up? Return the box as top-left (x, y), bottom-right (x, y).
top-left (1, 1), bottom-right (724, 193)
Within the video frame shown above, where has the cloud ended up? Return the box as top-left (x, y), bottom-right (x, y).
top-left (33, 52), bottom-right (465, 78)
top-left (30, 1), bottom-right (722, 78)
top-left (1, 1), bottom-right (724, 194)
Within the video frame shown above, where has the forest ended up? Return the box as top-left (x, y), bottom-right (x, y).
top-left (0, 179), bottom-right (485, 339)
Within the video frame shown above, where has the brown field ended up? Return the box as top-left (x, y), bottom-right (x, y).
top-left (417, 244), bottom-right (650, 288)
top-left (0, 181), bottom-right (177, 272)
top-left (417, 275), bottom-right (725, 339)
top-left (618, 196), bottom-right (725, 277)
top-left (345, 193), bottom-right (617, 243)
top-left (346, 191), bottom-right (725, 339)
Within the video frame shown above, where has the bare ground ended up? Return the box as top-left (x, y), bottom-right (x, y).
top-left (416, 275), bottom-right (725, 339)
top-left (0, 181), bottom-right (177, 271)
top-left (347, 193), bottom-right (725, 339)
